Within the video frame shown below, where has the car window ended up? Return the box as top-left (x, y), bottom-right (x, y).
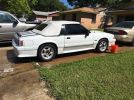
top-left (6, 13), bottom-right (16, 22)
top-left (60, 25), bottom-right (67, 35)
top-left (114, 22), bottom-right (134, 28)
top-left (35, 23), bottom-right (48, 31)
top-left (0, 13), bottom-right (13, 23)
top-left (65, 24), bottom-right (88, 35)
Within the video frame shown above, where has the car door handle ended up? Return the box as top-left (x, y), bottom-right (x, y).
top-left (0, 26), bottom-right (2, 28)
top-left (67, 37), bottom-right (71, 39)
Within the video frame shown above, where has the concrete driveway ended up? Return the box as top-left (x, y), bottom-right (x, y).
top-left (0, 43), bottom-right (133, 78)
top-left (0, 43), bottom-right (133, 100)
top-left (0, 45), bottom-right (107, 78)
top-left (0, 44), bottom-right (54, 100)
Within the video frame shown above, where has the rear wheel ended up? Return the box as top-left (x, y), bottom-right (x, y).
top-left (96, 39), bottom-right (108, 52)
top-left (38, 44), bottom-right (57, 61)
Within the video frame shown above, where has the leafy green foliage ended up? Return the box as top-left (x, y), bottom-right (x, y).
top-left (0, 0), bottom-right (37, 16)
top-left (39, 51), bottom-right (134, 100)
top-left (67, 0), bottom-right (131, 8)
top-left (27, 0), bottom-right (38, 9)
top-left (0, 0), bottom-right (66, 16)
top-left (7, 0), bottom-right (31, 16)
top-left (35, 0), bottom-right (67, 11)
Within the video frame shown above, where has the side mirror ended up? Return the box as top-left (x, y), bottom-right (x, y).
top-left (85, 32), bottom-right (89, 36)
top-left (12, 20), bottom-right (18, 27)
top-left (85, 30), bottom-right (90, 36)
top-left (13, 20), bottom-right (18, 24)
top-left (19, 18), bottom-right (26, 22)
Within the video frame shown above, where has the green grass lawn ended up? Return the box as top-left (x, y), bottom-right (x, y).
top-left (39, 51), bottom-right (134, 100)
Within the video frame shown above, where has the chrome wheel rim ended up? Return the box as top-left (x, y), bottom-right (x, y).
top-left (41, 46), bottom-right (54, 60)
top-left (99, 41), bottom-right (107, 52)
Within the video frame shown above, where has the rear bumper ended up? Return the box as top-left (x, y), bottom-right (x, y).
top-left (12, 40), bottom-right (37, 58)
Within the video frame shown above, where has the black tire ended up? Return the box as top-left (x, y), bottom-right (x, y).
top-left (96, 39), bottom-right (108, 52)
top-left (37, 44), bottom-right (57, 61)
top-left (132, 39), bottom-right (134, 47)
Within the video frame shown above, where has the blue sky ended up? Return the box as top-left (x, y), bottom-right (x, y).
top-left (60, 0), bottom-right (72, 8)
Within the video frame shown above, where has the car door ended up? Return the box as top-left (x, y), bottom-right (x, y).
top-left (0, 12), bottom-right (25, 42)
top-left (63, 24), bottom-right (94, 52)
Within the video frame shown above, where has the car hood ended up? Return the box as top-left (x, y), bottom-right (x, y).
top-left (20, 22), bottom-right (37, 28)
top-left (91, 30), bottom-right (115, 38)
top-left (91, 30), bottom-right (109, 34)
top-left (25, 23), bottom-right (36, 27)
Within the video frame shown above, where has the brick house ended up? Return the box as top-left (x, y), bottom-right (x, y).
top-left (33, 11), bottom-right (59, 21)
top-left (106, 1), bottom-right (134, 25)
top-left (55, 7), bottom-right (106, 29)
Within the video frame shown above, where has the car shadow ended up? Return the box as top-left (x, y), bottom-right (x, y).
top-left (116, 41), bottom-right (132, 47)
top-left (6, 42), bottom-right (132, 64)
top-left (0, 43), bottom-right (12, 48)
top-left (6, 50), bottom-right (38, 64)
top-left (7, 49), bottom-right (96, 64)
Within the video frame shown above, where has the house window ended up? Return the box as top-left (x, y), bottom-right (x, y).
top-left (117, 16), bottom-right (125, 23)
top-left (72, 13), bottom-right (76, 21)
top-left (62, 14), bottom-right (66, 20)
top-left (125, 15), bottom-right (134, 21)
top-left (92, 14), bottom-right (96, 23)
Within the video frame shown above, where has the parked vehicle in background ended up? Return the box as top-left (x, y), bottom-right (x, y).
top-left (0, 11), bottom-right (36, 43)
top-left (104, 21), bottom-right (134, 46)
top-left (12, 21), bottom-right (116, 61)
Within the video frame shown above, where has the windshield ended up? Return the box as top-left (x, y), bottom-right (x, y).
top-left (113, 22), bottom-right (134, 28)
top-left (35, 23), bottom-right (48, 31)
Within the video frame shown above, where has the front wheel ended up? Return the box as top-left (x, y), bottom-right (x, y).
top-left (96, 39), bottom-right (108, 52)
top-left (37, 44), bottom-right (57, 61)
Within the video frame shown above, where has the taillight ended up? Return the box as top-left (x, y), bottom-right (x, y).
top-left (19, 40), bottom-right (23, 46)
top-left (118, 30), bottom-right (127, 35)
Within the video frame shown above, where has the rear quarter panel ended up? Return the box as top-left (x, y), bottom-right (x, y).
top-left (22, 35), bottom-right (65, 54)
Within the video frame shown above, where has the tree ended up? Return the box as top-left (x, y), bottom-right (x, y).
top-left (35, 0), bottom-right (67, 11)
top-left (0, 0), bottom-right (67, 17)
top-left (7, 0), bottom-right (31, 16)
top-left (0, 0), bottom-right (38, 17)
top-left (67, 0), bottom-right (131, 8)
top-left (27, 0), bottom-right (38, 9)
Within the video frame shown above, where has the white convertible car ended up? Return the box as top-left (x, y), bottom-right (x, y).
top-left (12, 21), bottom-right (116, 61)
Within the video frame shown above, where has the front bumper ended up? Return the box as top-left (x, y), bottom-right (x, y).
top-left (114, 35), bottom-right (133, 43)
top-left (109, 39), bottom-right (116, 46)
top-left (12, 40), bottom-right (37, 58)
